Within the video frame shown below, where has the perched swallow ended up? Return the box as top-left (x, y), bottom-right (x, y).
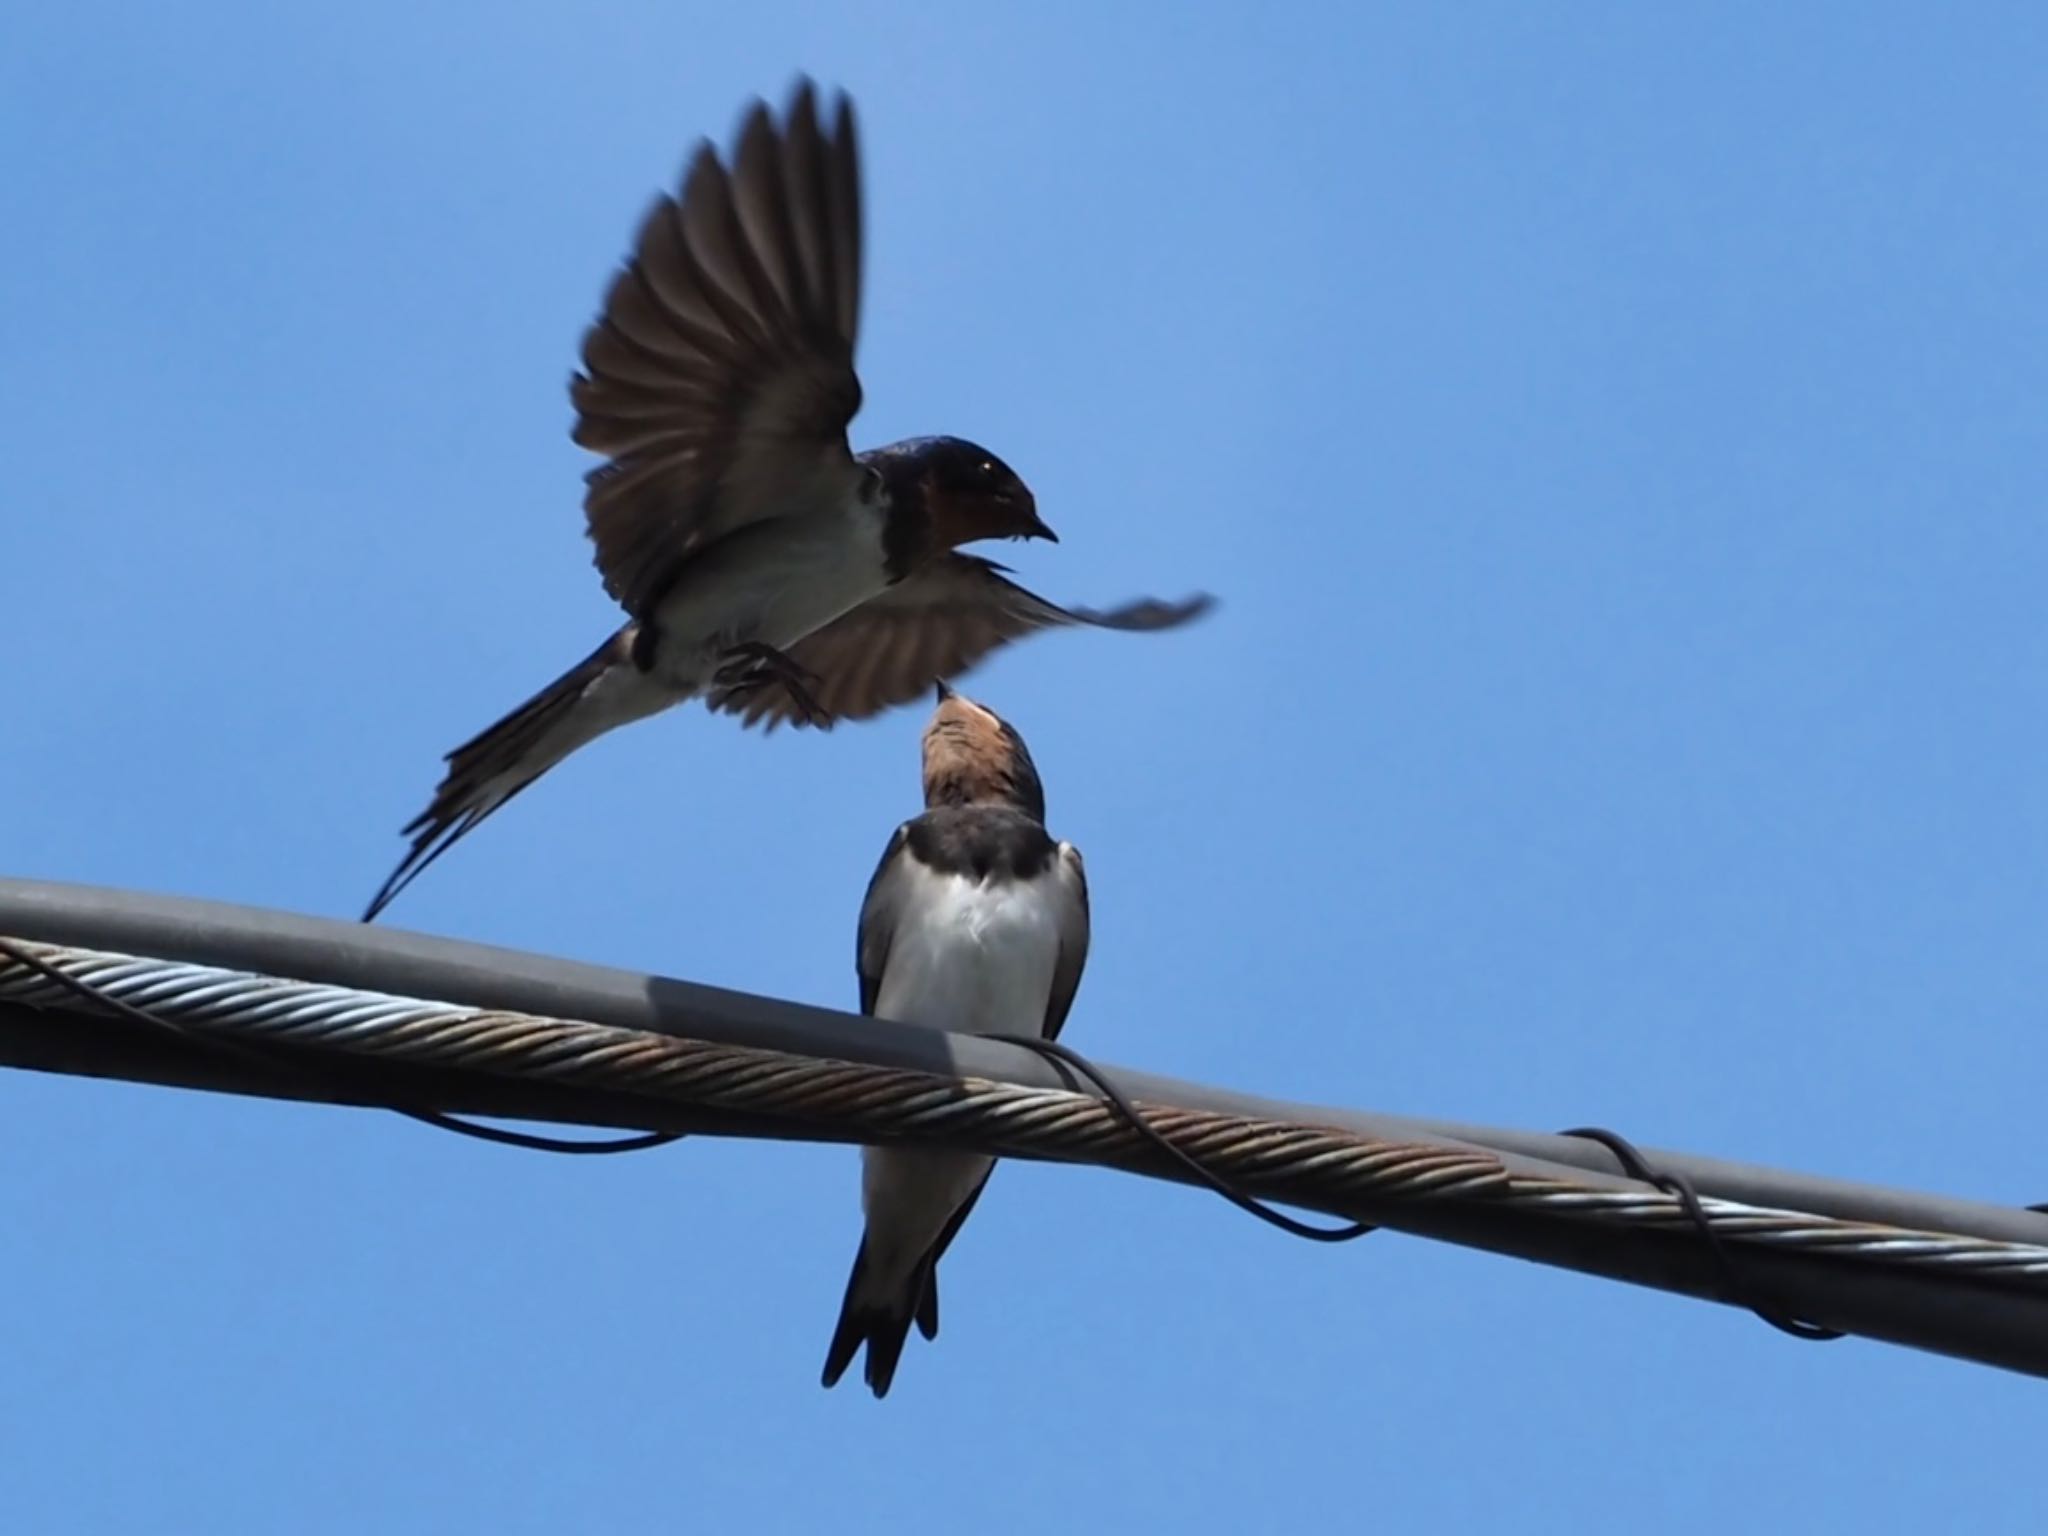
top-left (362, 80), bottom-right (1211, 921)
top-left (821, 685), bottom-right (1089, 1398)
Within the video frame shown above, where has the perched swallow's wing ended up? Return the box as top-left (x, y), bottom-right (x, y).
top-left (709, 554), bottom-right (1215, 730)
top-left (854, 822), bottom-right (912, 1015)
top-left (1044, 842), bottom-right (1091, 1042)
top-left (573, 80), bottom-right (865, 617)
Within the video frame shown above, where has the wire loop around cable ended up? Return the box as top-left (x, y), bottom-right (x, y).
top-left (1559, 1125), bottom-right (1844, 1342)
top-left (986, 1033), bottom-right (1376, 1242)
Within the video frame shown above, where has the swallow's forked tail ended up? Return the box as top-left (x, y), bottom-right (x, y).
top-left (362, 625), bottom-right (680, 922)
top-left (821, 1238), bottom-right (941, 1400)
top-left (821, 1166), bottom-right (989, 1399)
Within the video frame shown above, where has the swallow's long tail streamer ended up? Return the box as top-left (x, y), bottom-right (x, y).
top-left (362, 625), bottom-right (680, 922)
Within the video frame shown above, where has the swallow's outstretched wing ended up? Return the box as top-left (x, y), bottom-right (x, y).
top-left (573, 79), bottom-right (866, 616)
top-left (709, 554), bottom-right (1214, 730)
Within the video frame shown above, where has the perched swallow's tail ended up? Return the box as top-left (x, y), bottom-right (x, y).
top-left (821, 1241), bottom-right (936, 1399)
top-left (362, 625), bottom-right (676, 922)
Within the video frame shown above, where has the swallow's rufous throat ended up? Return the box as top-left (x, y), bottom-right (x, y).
top-left (362, 80), bottom-right (1211, 921)
top-left (821, 685), bottom-right (1089, 1398)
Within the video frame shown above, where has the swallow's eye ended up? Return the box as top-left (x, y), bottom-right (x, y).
top-left (978, 459), bottom-right (999, 482)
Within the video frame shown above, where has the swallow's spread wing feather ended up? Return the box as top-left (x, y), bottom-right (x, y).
top-left (573, 80), bottom-right (865, 617)
top-left (710, 554), bottom-right (1215, 730)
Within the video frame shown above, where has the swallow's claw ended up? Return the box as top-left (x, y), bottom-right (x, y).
top-left (726, 672), bottom-right (829, 727)
top-left (714, 641), bottom-right (819, 688)
top-left (715, 643), bottom-right (831, 726)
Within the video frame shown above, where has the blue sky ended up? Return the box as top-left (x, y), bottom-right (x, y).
top-left (4, 2), bottom-right (2046, 1529)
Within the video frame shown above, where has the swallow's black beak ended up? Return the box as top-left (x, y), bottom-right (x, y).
top-left (1001, 483), bottom-right (1056, 543)
top-left (934, 678), bottom-right (955, 704)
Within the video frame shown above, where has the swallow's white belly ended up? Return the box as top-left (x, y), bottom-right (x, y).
top-left (873, 872), bottom-right (1064, 1040)
top-left (644, 499), bottom-right (892, 686)
top-left (858, 871), bottom-right (1063, 1275)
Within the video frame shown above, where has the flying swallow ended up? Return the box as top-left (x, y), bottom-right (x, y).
top-left (821, 685), bottom-right (1089, 1398)
top-left (362, 80), bottom-right (1211, 921)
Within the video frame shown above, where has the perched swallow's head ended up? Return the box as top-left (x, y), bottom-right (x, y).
top-left (921, 685), bottom-right (1047, 822)
top-left (888, 436), bottom-right (1054, 548)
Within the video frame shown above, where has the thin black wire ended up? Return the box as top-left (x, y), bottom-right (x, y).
top-left (1559, 1125), bottom-right (1845, 1342)
top-left (985, 1033), bottom-right (1377, 1242)
top-left (0, 937), bottom-right (682, 1154)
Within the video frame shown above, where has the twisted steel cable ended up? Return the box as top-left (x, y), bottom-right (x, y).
top-left (7, 936), bottom-right (2048, 1299)
top-left (0, 938), bottom-right (1505, 1214)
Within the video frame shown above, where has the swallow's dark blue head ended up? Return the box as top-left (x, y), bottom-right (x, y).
top-left (868, 436), bottom-right (1054, 551)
